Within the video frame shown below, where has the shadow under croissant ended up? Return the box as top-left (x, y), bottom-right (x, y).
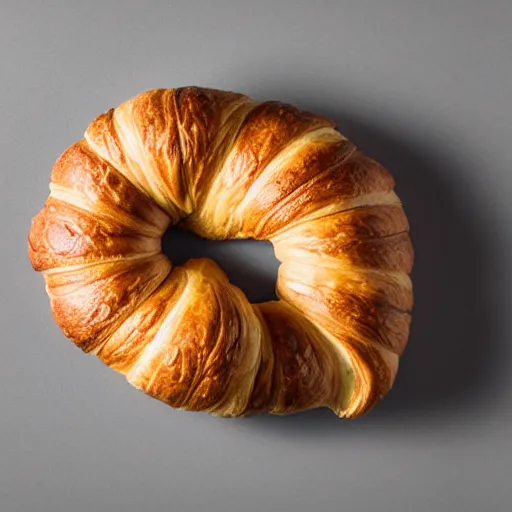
top-left (163, 102), bottom-right (499, 435)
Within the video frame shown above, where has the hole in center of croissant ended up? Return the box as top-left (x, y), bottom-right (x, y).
top-left (161, 227), bottom-right (280, 304)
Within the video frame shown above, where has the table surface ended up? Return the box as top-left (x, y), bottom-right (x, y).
top-left (2, 1), bottom-right (512, 511)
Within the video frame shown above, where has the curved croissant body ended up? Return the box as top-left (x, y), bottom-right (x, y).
top-left (28, 87), bottom-right (413, 418)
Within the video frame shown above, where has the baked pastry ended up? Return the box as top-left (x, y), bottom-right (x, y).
top-left (28, 87), bottom-right (413, 418)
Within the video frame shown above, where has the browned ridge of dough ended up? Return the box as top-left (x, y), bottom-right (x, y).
top-left (28, 87), bottom-right (414, 418)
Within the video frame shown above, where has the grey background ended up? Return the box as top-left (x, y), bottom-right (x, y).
top-left (2, 1), bottom-right (511, 511)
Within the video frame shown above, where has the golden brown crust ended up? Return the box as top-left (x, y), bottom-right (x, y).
top-left (44, 254), bottom-right (171, 353)
top-left (85, 90), bottom-right (184, 220)
top-left (50, 139), bottom-right (170, 235)
top-left (28, 86), bottom-right (414, 418)
top-left (249, 301), bottom-right (349, 415)
top-left (28, 197), bottom-right (161, 272)
top-left (125, 259), bottom-right (261, 416)
top-left (184, 100), bottom-right (333, 238)
top-left (272, 204), bottom-right (414, 273)
top-left (174, 87), bottom-right (255, 207)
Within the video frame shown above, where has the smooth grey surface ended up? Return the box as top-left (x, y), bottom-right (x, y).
top-left (2, 1), bottom-right (512, 511)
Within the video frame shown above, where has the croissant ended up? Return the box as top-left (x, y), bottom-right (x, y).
top-left (28, 87), bottom-right (413, 418)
